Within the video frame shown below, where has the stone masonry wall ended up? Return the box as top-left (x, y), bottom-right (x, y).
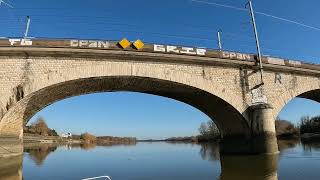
top-left (0, 54), bottom-right (319, 138)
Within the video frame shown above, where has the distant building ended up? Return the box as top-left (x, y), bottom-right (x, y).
top-left (60, 132), bottom-right (72, 138)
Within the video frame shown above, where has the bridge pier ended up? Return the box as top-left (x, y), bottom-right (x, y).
top-left (0, 136), bottom-right (23, 158)
top-left (220, 103), bottom-right (279, 155)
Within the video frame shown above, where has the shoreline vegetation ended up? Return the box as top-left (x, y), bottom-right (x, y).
top-left (24, 115), bottom-right (320, 145)
top-left (139, 115), bottom-right (320, 143)
top-left (24, 117), bottom-right (136, 145)
top-left (299, 116), bottom-right (320, 141)
top-left (276, 115), bottom-right (320, 142)
top-left (140, 121), bottom-right (220, 143)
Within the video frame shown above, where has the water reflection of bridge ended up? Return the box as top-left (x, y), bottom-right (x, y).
top-left (198, 140), bottom-right (303, 180)
top-left (0, 155), bottom-right (22, 180)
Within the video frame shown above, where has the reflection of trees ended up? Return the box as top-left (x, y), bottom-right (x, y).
top-left (66, 141), bottom-right (137, 150)
top-left (23, 141), bottom-right (138, 166)
top-left (199, 143), bottom-right (220, 161)
top-left (80, 142), bottom-right (97, 150)
top-left (80, 141), bottom-right (138, 150)
top-left (301, 140), bottom-right (320, 152)
top-left (277, 139), bottom-right (299, 153)
top-left (24, 144), bottom-right (57, 166)
top-left (97, 141), bottom-right (137, 147)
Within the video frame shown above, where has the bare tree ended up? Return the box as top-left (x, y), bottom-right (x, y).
top-left (33, 117), bottom-right (49, 136)
top-left (199, 122), bottom-right (208, 136)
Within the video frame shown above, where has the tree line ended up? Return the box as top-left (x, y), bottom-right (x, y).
top-left (300, 116), bottom-right (320, 134)
top-left (25, 114), bottom-right (320, 144)
top-left (165, 121), bottom-right (220, 142)
top-left (24, 117), bottom-right (58, 136)
top-left (197, 121), bottom-right (220, 141)
top-left (24, 117), bottom-right (137, 143)
top-left (275, 115), bottom-right (320, 139)
top-left (196, 114), bottom-right (320, 142)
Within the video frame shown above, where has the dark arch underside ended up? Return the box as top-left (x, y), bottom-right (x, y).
top-left (21, 76), bottom-right (250, 136)
top-left (298, 89), bottom-right (320, 103)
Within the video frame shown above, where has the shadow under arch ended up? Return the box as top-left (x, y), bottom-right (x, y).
top-left (1, 76), bottom-right (250, 139)
top-left (274, 88), bottom-right (320, 119)
top-left (298, 89), bottom-right (320, 103)
top-left (275, 88), bottom-right (320, 123)
top-left (276, 89), bottom-right (320, 141)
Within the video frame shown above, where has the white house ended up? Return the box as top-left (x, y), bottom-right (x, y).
top-left (60, 132), bottom-right (72, 138)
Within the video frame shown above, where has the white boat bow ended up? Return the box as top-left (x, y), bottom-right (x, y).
top-left (82, 176), bottom-right (112, 180)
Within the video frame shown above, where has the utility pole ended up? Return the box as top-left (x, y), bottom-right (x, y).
top-left (217, 30), bottom-right (222, 51)
top-left (247, 0), bottom-right (264, 84)
top-left (24, 16), bottom-right (30, 38)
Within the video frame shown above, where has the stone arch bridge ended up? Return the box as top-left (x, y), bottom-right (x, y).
top-left (0, 38), bottom-right (319, 157)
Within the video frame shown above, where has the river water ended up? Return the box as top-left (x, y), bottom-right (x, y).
top-left (1, 140), bottom-right (320, 180)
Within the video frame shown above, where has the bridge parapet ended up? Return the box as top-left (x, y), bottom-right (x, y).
top-left (0, 38), bottom-right (319, 73)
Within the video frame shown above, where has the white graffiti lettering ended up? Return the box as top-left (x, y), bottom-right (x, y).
top-left (154, 44), bottom-right (166, 52)
top-left (196, 49), bottom-right (206, 56)
top-left (222, 51), bottom-right (251, 60)
top-left (251, 88), bottom-right (268, 104)
top-left (9, 39), bottom-right (32, 46)
top-left (288, 60), bottom-right (302, 66)
top-left (153, 44), bottom-right (206, 56)
top-left (167, 45), bottom-right (179, 53)
top-left (267, 57), bottom-right (285, 65)
top-left (70, 40), bottom-right (110, 48)
top-left (180, 47), bottom-right (196, 55)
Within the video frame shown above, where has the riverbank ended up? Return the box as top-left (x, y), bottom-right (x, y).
top-left (24, 133), bottom-right (81, 144)
top-left (139, 136), bottom-right (220, 143)
top-left (276, 131), bottom-right (320, 142)
top-left (23, 133), bottom-right (137, 145)
top-left (300, 133), bottom-right (320, 141)
top-left (142, 134), bottom-right (320, 144)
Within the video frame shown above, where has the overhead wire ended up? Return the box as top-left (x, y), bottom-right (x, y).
top-left (0, 15), bottom-right (291, 48)
top-left (0, 12), bottom-right (257, 40)
top-left (1, 0), bottom-right (319, 62)
top-left (59, 27), bottom-right (217, 42)
top-left (191, 0), bottom-right (247, 12)
top-left (0, 15), bottom-right (221, 40)
top-left (1, 21), bottom-right (218, 42)
top-left (191, 0), bottom-right (320, 32)
top-left (190, 0), bottom-right (320, 62)
top-left (4, 1), bottom-right (320, 33)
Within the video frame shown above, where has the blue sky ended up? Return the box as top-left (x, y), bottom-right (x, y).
top-left (1, 0), bottom-right (320, 139)
top-left (29, 92), bottom-right (210, 139)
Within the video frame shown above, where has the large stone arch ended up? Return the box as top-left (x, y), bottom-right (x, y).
top-left (298, 89), bottom-right (320, 103)
top-left (0, 60), bottom-right (250, 140)
top-left (272, 80), bottom-right (320, 118)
